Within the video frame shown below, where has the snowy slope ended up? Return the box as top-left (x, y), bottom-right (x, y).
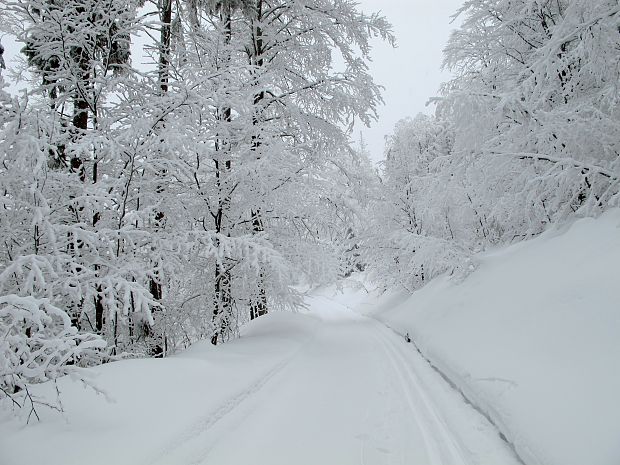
top-left (372, 210), bottom-right (620, 465)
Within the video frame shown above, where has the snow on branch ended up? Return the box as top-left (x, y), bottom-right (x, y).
top-left (0, 295), bottom-right (106, 414)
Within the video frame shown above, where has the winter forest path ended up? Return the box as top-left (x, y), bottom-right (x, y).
top-left (150, 296), bottom-right (521, 465)
top-left (0, 289), bottom-right (522, 465)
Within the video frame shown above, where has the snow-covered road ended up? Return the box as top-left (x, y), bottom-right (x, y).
top-left (1, 293), bottom-right (521, 465)
top-left (145, 307), bottom-right (520, 465)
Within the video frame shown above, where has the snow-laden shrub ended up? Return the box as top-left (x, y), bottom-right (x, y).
top-left (0, 295), bottom-right (106, 407)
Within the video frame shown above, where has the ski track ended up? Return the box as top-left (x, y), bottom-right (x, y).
top-left (144, 313), bottom-right (509, 465)
top-left (370, 320), bottom-right (471, 465)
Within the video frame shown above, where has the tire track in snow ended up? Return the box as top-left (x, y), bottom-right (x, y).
top-left (370, 319), bottom-right (471, 465)
top-left (143, 343), bottom-right (310, 465)
top-left (144, 358), bottom-right (288, 465)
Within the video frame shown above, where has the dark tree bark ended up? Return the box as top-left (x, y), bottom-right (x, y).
top-left (144, 0), bottom-right (173, 356)
top-left (249, 210), bottom-right (267, 320)
top-left (211, 4), bottom-right (234, 345)
top-left (247, 0), bottom-right (268, 321)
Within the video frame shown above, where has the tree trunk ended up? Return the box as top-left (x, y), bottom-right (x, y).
top-left (71, 44), bottom-right (104, 333)
top-left (158, 0), bottom-right (172, 94)
top-left (247, 0), bottom-right (268, 320)
top-left (249, 210), bottom-right (268, 320)
top-left (144, 0), bottom-right (173, 355)
top-left (211, 5), bottom-right (234, 345)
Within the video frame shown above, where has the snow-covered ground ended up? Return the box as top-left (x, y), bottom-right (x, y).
top-left (369, 210), bottom-right (620, 465)
top-left (1, 211), bottom-right (618, 465)
top-left (1, 288), bottom-right (518, 464)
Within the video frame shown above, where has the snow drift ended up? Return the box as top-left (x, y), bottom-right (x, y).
top-left (373, 210), bottom-right (620, 465)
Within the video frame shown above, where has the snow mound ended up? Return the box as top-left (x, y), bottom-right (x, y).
top-left (375, 210), bottom-right (620, 465)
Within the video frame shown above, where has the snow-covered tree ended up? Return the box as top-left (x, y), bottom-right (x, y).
top-left (146, 0), bottom-right (394, 343)
top-left (0, 76), bottom-right (108, 412)
top-left (0, 0), bottom-right (394, 413)
top-left (364, 0), bottom-right (619, 293)
top-left (1, 0), bottom-right (172, 357)
top-left (362, 114), bottom-right (474, 291)
top-left (440, 0), bottom-right (620, 238)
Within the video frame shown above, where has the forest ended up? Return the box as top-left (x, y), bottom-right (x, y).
top-left (0, 1), bottom-right (618, 463)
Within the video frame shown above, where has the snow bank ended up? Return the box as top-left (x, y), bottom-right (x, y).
top-left (373, 210), bottom-right (620, 465)
top-left (0, 311), bottom-right (320, 465)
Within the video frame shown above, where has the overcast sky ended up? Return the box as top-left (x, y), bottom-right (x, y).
top-left (0, 1), bottom-right (464, 161)
top-left (355, 0), bottom-right (464, 160)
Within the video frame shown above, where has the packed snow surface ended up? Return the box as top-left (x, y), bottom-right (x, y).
top-left (370, 210), bottom-right (620, 465)
top-left (0, 290), bottom-right (518, 464)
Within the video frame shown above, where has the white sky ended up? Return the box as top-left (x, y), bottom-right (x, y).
top-left (355, 0), bottom-right (464, 160)
top-left (0, 1), bottom-right (464, 161)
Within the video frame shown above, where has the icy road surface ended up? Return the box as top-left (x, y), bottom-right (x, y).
top-left (0, 290), bottom-right (520, 465)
